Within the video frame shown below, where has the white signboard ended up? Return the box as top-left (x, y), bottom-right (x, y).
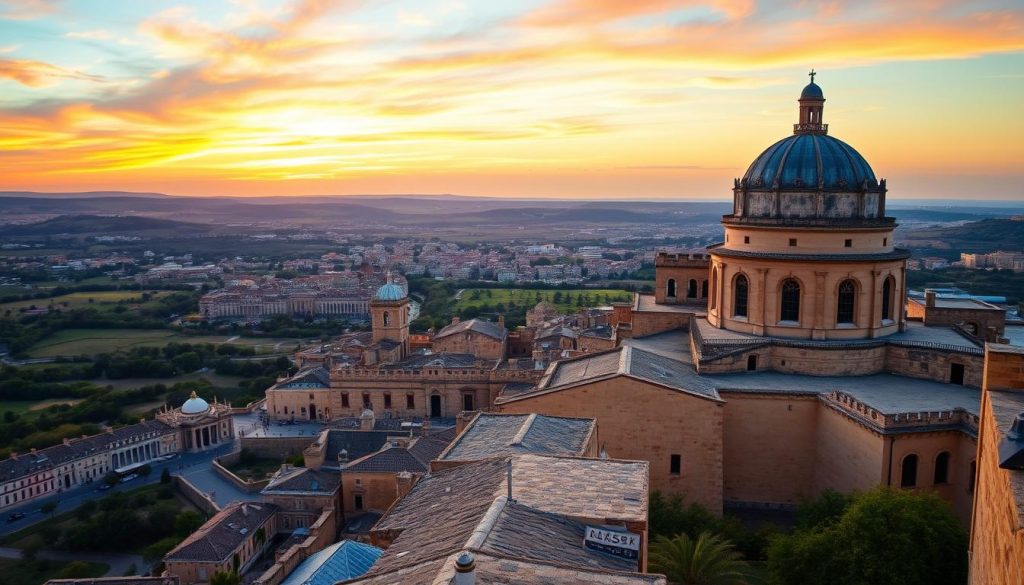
top-left (584, 525), bottom-right (640, 559)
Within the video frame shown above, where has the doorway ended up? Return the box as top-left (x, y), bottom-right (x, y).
top-left (950, 363), bottom-right (965, 385)
top-left (430, 395), bottom-right (442, 418)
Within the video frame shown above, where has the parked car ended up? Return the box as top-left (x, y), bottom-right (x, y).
top-left (97, 483), bottom-right (112, 491)
top-left (6, 512), bottom-right (25, 522)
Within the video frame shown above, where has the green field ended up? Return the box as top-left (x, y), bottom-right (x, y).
top-left (453, 288), bottom-right (633, 314)
top-left (0, 399), bottom-right (85, 415)
top-left (0, 290), bottom-right (173, 315)
top-left (26, 328), bottom-right (312, 357)
top-left (0, 558), bottom-right (108, 585)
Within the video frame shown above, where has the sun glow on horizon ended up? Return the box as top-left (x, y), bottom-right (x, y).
top-left (1, 0), bottom-right (1022, 199)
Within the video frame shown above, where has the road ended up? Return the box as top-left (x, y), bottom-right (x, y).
top-left (0, 440), bottom-right (236, 539)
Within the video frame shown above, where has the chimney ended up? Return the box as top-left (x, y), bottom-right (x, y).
top-left (451, 316), bottom-right (461, 325)
top-left (925, 291), bottom-right (936, 308)
top-left (506, 458), bottom-right (514, 503)
top-left (139, 417), bottom-right (146, 424)
top-left (395, 471), bottom-right (414, 499)
top-left (454, 552), bottom-right (476, 585)
top-left (497, 315), bottom-right (505, 328)
top-left (360, 408), bottom-right (375, 431)
top-left (338, 449), bottom-right (349, 465)
top-left (241, 504), bottom-right (249, 516)
top-left (30, 448), bottom-right (37, 455)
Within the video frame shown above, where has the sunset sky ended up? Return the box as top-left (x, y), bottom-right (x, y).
top-left (2, 0), bottom-right (1022, 200)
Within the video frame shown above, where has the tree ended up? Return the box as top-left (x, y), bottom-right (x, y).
top-left (160, 467), bottom-right (171, 484)
top-left (649, 532), bottom-right (750, 585)
top-left (41, 500), bottom-right (57, 517)
top-left (103, 472), bottom-right (119, 487)
top-left (21, 535), bottom-right (44, 562)
top-left (175, 510), bottom-right (204, 536)
top-left (767, 487), bottom-right (968, 585)
top-left (210, 571), bottom-right (242, 585)
top-left (58, 560), bottom-right (96, 578)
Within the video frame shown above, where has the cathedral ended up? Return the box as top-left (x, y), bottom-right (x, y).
top-left (267, 76), bottom-right (1010, 521)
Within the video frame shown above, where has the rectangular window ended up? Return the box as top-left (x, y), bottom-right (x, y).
top-left (463, 393), bottom-right (474, 412)
top-left (670, 454), bottom-right (681, 475)
top-left (384, 393), bottom-right (392, 409)
top-left (883, 237), bottom-right (888, 246)
top-left (743, 236), bottom-right (750, 244)
top-left (362, 393), bottom-right (372, 408)
top-left (789, 238), bottom-right (797, 247)
top-left (844, 239), bottom-right (852, 248)
top-left (354, 494), bottom-right (364, 510)
top-left (406, 394), bottom-right (415, 409)
top-left (341, 393), bottom-right (349, 408)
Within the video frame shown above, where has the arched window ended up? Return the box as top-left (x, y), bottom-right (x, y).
top-left (666, 278), bottom-right (677, 298)
top-left (881, 276), bottom-right (894, 321)
top-left (780, 279), bottom-right (800, 322)
top-left (383, 311), bottom-right (390, 326)
top-left (733, 274), bottom-right (748, 318)
top-left (710, 268), bottom-right (718, 310)
top-left (687, 279), bottom-right (698, 299)
top-left (901, 454), bottom-right (918, 488)
top-left (934, 451), bottom-right (951, 484)
top-left (837, 279), bottom-right (856, 324)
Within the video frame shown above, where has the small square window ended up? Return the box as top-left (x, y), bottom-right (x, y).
top-left (670, 454), bottom-right (681, 475)
top-left (844, 239), bottom-right (852, 248)
top-left (743, 236), bottom-right (750, 244)
top-left (789, 238), bottom-right (797, 247)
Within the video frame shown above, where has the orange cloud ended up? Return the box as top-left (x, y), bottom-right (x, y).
top-left (0, 58), bottom-right (104, 87)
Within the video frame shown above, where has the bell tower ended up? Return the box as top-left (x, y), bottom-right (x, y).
top-left (371, 275), bottom-right (410, 359)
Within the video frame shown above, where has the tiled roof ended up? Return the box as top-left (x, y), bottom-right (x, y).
top-left (436, 318), bottom-right (508, 341)
top-left (381, 352), bottom-right (487, 370)
top-left (322, 430), bottom-right (406, 468)
top-left (276, 367), bottom-right (331, 389)
top-left (263, 467), bottom-right (340, 495)
top-left (506, 346), bottom-right (720, 403)
top-left (343, 428), bottom-right (457, 474)
top-left (438, 413), bottom-right (594, 462)
top-left (280, 540), bottom-right (382, 585)
top-left (580, 325), bottom-right (614, 339)
top-left (536, 325), bottom-right (577, 340)
top-left (348, 454), bottom-right (651, 584)
top-left (164, 502), bottom-right (278, 563)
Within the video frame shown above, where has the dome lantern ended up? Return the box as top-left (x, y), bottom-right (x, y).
top-left (795, 69), bottom-right (827, 135)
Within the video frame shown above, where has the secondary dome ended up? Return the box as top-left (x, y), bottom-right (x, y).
top-left (375, 282), bottom-right (406, 301)
top-left (181, 391), bottom-right (210, 415)
top-left (741, 133), bottom-right (878, 192)
top-left (800, 81), bottom-right (823, 100)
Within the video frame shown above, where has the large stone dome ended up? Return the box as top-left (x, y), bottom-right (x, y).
top-left (181, 391), bottom-right (210, 415)
top-left (741, 133), bottom-right (878, 192)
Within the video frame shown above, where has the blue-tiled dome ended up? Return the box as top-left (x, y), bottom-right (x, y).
top-left (375, 282), bottom-right (405, 301)
top-left (741, 133), bottom-right (878, 192)
top-left (800, 81), bottom-right (823, 100)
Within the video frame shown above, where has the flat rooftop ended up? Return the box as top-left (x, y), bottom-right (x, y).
top-left (634, 293), bottom-right (705, 314)
top-left (708, 370), bottom-right (980, 415)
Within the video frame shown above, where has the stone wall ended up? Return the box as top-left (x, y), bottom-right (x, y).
top-left (253, 508), bottom-right (337, 585)
top-left (629, 310), bottom-right (693, 339)
top-left (496, 376), bottom-right (724, 514)
top-left (240, 436), bottom-right (315, 459)
top-left (968, 345), bottom-right (1024, 584)
top-left (720, 392), bottom-right (819, 507)
top-left (212, 452), bottom-right (271, 493)
top-left (340, 470), bottom-right (402, 516)
top-left (172, 475), bottom-right (220, 515)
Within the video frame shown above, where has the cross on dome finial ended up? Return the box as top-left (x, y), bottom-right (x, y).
top-left (809, 68), bottom-right (816, 83)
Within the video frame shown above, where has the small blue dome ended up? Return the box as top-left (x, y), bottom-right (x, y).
top-left (742, 133), bottom-right (878, 192)
top-left (375, 282), bottom-right (406, 301)
top-left (800, 82), bottom-right (824, 100)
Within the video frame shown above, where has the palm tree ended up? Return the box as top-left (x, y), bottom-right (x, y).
top-left (648, 531), bottom-right (750, 585)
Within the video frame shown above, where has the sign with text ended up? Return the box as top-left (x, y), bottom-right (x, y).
top-left (584, 525), bottom-right (640, 560)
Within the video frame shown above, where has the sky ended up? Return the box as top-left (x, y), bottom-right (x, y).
top-left (1, 0), bottom-right (1023, 200)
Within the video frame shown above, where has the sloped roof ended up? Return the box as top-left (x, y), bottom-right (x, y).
top-left (164, 502), bottom-right (278, 563)
top-left (276, 367), bottom-right (331, 389)
top-left (436, 318), bottom-right (507, 341)
top-left (340, 427), bottom-right (457, 474)
top-left (504, 346), bottom-right (720, 404)
top-left (263, 467), bottom-right (340, 495)
top-left (438, 413), bottom-right (594, 462)
top-left (280, 540), bottom-right (382, 585)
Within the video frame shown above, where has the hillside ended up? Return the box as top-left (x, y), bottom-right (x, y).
top-left (901, 218), bottom-right (1024, 253)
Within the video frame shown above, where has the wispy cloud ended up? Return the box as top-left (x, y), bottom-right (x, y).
top-left (0, 0), bottom-right (63, 20)
top-left (0, 58), bottom-right (105, 87)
